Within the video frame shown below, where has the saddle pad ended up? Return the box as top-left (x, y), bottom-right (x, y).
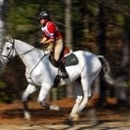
top-left (64, 53), bottom-right (79, 66)
top-left (49, 53), bottom-right (79, 67)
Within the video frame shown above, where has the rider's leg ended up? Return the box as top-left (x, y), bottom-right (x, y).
top-left (58, 60), bottom-right (68, 78)
top-left (54, 39), bottom-right (68, 78)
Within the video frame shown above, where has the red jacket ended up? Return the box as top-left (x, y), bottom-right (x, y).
top-left (41, 21), bottom-right (62, 41)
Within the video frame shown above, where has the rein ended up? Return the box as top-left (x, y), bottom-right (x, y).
top-left (2, 39), bottom-right (50, 74)
top-left (30, 51), bottom-right (48, 74)
top-left (19, 48), bottom-right (36, 58)
top-left (1, 39), bottom-right (37, 62)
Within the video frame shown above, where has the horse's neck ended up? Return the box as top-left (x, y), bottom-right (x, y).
top-left (15, 40), bottom-right (34, 55)
top-left (21, 50), bottom-right (44, 70)
top-left (15, 40), bottom-right (47, 71)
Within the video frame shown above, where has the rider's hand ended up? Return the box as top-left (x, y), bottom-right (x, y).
top-left (41, 41), bottom-right (46, 44)
top-left (34, 42), bottom-right (43, 48)
top-left (46, 44), bottom-right (53, 52)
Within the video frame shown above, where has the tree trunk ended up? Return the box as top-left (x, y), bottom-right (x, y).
top-left (0, 0), bottom-right (6, 75)
top-left (115, 15), bottom-right (130, 101)
top-left (96, 1), bottom-right (107, 105)
top-left (64, 0), bottom-right (72, 49)
top-left (64, 0), bottom-right (73, 97)
top-left (0, 0), bottom-right (5, 53)
top-left (121, 15), bottom-right (130, 79)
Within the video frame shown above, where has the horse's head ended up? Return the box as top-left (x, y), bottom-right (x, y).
top-left (1, 35), bottom-right (16, 63)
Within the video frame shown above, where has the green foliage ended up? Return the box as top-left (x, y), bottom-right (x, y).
top-left (116, 14), bottom-right (125, 26)
top-left (0, 81), bottom-right (6, 89)
top-left (0, 81), bottom-right (12, 103)
top-left (1, 0), bottom-right (129, 102)
top-left (6, 1), bottom-right (39, 35)
top-left (6, 0), bottom-right (65, 42)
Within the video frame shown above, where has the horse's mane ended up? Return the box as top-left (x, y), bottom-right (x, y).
top-left (15, 39), bottom-right (34, 48)
top-left (15, 39), bottom-right (50, 58)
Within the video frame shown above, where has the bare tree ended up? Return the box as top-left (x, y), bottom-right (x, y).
top-left (115, 14), bottom-right (130, 101)
top-left (64, 0), bottom-right (73, 97)
top-left (64, 0), bottom-right (72, 49)
top-left (121, 13), bottom-right (130, 80)
top-left (96, 1), bottom-right (108, 105)
top-left (0, 0), bottom-right (6, 74)
top-left (0, 0), bottom-right (5, 53)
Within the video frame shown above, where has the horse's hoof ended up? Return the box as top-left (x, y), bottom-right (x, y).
top-left (64, 118), bottom-right (73, 125)
top-left (69, 114), bottom-right (79, 121)
top-left (50, 105), bottom-right (60, 111)
top-left (24, 111), bottom-right (31, 120)
top-left (90, 118), bottom-right (99, 126)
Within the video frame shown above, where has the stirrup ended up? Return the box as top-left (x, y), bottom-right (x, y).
top-left (61, 72), bottom-right (68, 79)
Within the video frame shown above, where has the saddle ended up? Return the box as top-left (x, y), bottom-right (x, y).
top-left (49, 46), bottom-right (79, 68)
top-left (49, 47), bottom-right (79, 87)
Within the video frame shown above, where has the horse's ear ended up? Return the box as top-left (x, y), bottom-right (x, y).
top-left (5, 35), bottom-right (14, 43)
top-left (5, 35), bottom-right (11, 42)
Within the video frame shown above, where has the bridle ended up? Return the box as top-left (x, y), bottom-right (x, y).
top-left (1, 38), bottom-right (36, 64)
top-left (1, 37), bottom-right (50, 74)
top-left (1, 39), bottom-right (16, 64)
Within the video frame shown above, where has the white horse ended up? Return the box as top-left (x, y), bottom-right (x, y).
top-left (0, 36), bottom-right (114, 121)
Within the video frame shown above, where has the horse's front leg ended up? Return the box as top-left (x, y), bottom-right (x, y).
top-left (22, 84), bottom-right (36, 120)
top-left (38, 83), bottom-right (60, 111)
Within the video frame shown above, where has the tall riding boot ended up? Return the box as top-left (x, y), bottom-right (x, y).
top-left (58, 60), bottom-right (68, 79)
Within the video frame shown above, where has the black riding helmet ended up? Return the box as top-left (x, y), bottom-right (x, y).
top-left (38, 10), bottom-right (51, 20)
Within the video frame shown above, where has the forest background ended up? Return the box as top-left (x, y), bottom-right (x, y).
top-left (0, 0), bottom-right (129, 105)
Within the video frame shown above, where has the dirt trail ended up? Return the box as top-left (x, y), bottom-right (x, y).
top-left (0, 98), bottom-right (130, 130)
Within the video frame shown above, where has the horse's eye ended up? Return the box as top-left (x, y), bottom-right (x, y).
top-left (7, 47), bottom-right (10, 50)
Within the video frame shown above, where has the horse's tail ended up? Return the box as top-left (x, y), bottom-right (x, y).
top-left (98, 55), bottom-right (115, 85)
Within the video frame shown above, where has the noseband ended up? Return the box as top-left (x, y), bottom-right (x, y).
top-left (1, 39), bottom-right (16, 63)
top-left (1, 37), bottom-right (49, 74)
top-left (1, 38), bottom-right (36, 63)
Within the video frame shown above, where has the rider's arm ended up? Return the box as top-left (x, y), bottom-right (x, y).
top-left (42, 38), bottom-right (54, 44)
top-left (42, 23), bottom-right (55, 44)
top-left (40, 36), bottom-right (47, 44)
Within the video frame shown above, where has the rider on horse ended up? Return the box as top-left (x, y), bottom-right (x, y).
top-left (38, 10), bottom-right (68, 79)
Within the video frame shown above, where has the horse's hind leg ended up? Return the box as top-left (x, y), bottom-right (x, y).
top-left (77, 70), bottom-right (101, 124)
top-left (77, 76), bottom-right (90, 114)
top-left (69, 74), bottom-right (96, 121)
top-left (22, 84), bottom-right (36, 120)
top-left (69, 79), bottom-right (85, 121)
top-left (72, 78), bottom-right (97, 125)
top-left (69, 95), bottom-right (83, 121)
